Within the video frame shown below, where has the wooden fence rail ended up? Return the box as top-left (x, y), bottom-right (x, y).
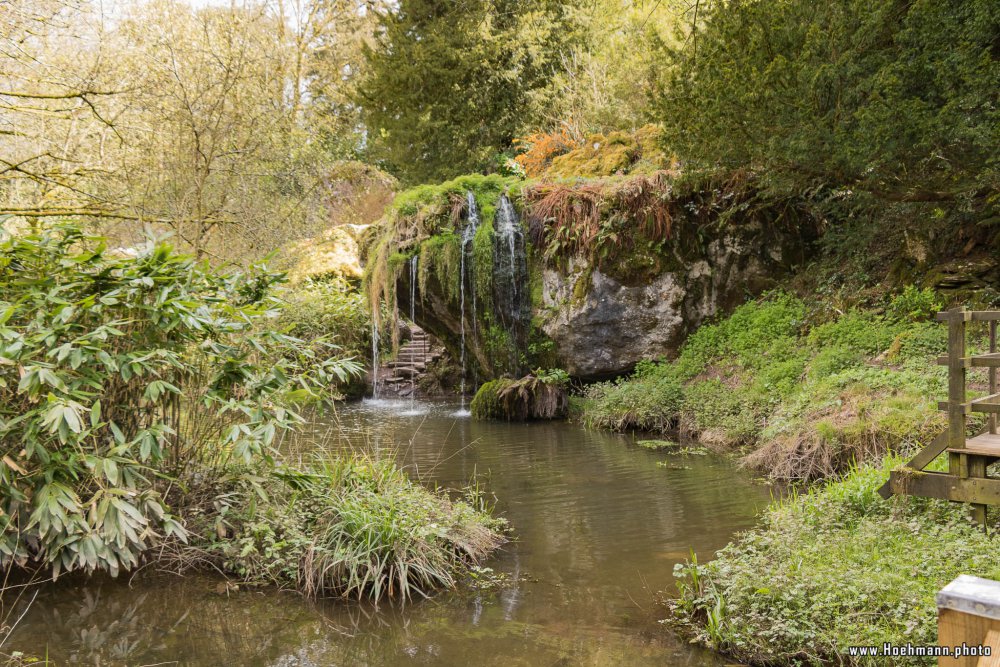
top-left (880, 306), bottom-right (1000, 527)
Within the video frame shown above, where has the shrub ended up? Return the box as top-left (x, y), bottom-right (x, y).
top-left (280, 277), bottom-right (370, 361)
top-left (0, 224), bottom-right (361, 578)
top-left (887, 286), bottom-right (943, 324)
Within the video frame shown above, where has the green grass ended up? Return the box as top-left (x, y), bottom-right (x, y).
top-left (671, 458), bottom-right (1000, 666)
top-left (181, 454), bottom-right (507, 601)
top-left (581, 289), bottom-right (954, 480)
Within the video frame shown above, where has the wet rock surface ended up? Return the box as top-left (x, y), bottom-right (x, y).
top-left (536, 222), bottom-right (809, 378)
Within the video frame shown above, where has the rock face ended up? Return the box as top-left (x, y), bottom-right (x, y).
top-left (391, 196), bottom-right (813, 383)
top-left (537, 222), bottom-right (808, 378)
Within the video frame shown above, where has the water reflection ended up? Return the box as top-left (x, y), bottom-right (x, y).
top-left (7, 400), bottom-right (770, 666)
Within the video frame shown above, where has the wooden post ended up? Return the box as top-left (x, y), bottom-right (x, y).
top-left (945, 308), bottom-right (986, 526)
top-left (938, 575), bottom-right (1000, 666)
top-left (990, 321), bottom-right (997, 437)
top-left (947, 307), bottom-right (968, 452)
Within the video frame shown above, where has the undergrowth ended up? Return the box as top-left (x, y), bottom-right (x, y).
top-left (581, 288), bottom-right (957, 480)
top-left (671, 458), bottom-right (1000, 665)
top-left (280, 277), bottom-right (371, 396)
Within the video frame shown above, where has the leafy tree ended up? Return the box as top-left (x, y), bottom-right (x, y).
top-left (0, 0), bottom-right (389, 263)
top-left (541, 1), bottom-right (682, 137)
top-left (357, 0), bottom-right (577, 184)
top-left (655, 0), bottom-right (1000, 204)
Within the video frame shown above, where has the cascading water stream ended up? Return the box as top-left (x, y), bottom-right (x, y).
top-left (496, 195), bottom-right (520, 275)
top-left (457, 191), bottom-right (481, 414)
top-left (409, 255), bottom-right (418, 410)
top-left (493, 193), bottom-right (530, 374)
top-left (370, 321), bottom-right (380, 400)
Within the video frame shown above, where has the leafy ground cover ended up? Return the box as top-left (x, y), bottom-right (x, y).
top-left (671, 460), bottom-right (1000, 666)
top-left (580, 288), bottom-right (955, 481)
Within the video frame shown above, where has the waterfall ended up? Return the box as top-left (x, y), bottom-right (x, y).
top-left (458, 192), bottom-right (481, 407)
top-left (370, 320), bottom-right (380, 399)
top-left (493, 194), bottom-right (530, 374)
top-left (409, 255), bottom-right (418, 409)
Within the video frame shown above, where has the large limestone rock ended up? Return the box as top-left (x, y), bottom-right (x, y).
top-left (537, 221), bottom-right (807, 378)
top-left (399, 218), bottom-right (808, 381)
top-left (286, 224), bottom-right (369, 283)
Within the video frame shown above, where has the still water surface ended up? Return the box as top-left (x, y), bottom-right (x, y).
top-left (8, 399), bottom-right (771, 666)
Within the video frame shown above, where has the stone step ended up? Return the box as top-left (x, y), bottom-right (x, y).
top-left (371, 326), bottom-right (443, 397)
top-left (391, 366), bottom-right (423, 378)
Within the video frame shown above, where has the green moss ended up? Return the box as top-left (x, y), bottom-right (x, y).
top-left (472, 218), bottom-right (495, 310)
top-left (389, 173), bottom-right (513, 224)
top-left (571, 266), bottom-right (593, 303)
top-left (471, 372), bottom-right (569, 421)
top-left (470, 379), bottom-right (506, 419)
top-left (526, 244), bottom-right (546, 308)
top-left (417, 232), bottom-right (461, 304)
top-left (543, 126), bottom-right (670, 179)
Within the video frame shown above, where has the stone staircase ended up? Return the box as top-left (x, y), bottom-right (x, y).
top-left (376, 325), bottom-right (442, 397)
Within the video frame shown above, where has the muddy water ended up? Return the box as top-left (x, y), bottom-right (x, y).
top-left (6, 400), bottom-right (770, 666)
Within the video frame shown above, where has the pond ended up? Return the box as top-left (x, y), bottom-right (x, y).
top-left (6, 400), bottom-right (771, 666)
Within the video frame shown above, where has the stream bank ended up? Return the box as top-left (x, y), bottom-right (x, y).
top-left (6, 400), bottom-right (769, 665)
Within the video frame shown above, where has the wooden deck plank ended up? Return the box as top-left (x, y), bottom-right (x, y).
top-left (946, 433), bottom-right (1000, 457)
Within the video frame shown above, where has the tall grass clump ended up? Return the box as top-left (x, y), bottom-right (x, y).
top-left (178, 454), bottom-right (506, 601)
top-left (671, 458), bottom-right (1000, 665)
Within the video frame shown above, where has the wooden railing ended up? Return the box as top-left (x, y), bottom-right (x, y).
top-left (881, 307), bottom-right (1000, 527)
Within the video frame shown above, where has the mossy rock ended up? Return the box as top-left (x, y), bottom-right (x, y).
top-left (637, 439), bottom-right (679, 451)
top-left (471, 375), bottom-right (568, 421)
